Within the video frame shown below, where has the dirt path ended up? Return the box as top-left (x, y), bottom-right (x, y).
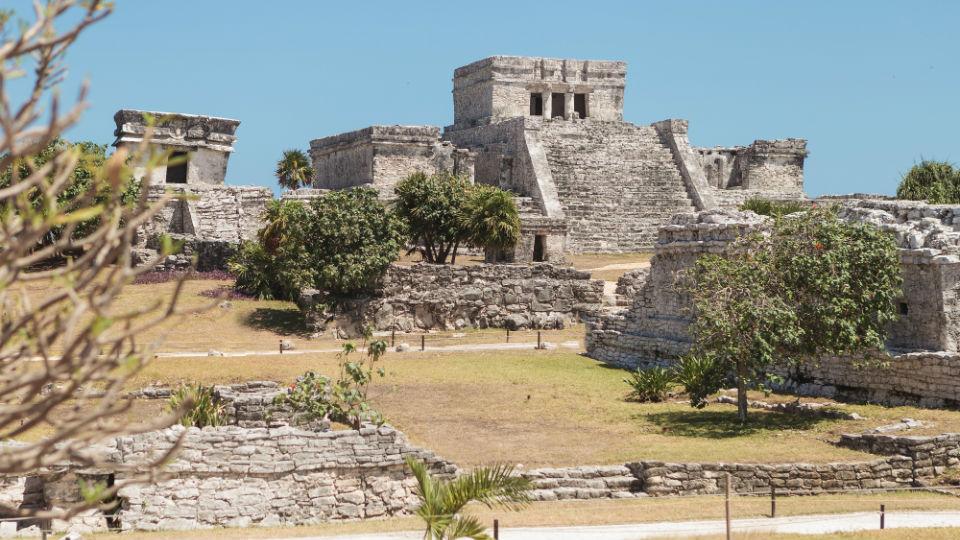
top-left (152, 340), bottom-right (584, 359)
top-left (281, 510), bottom-right (960, 539)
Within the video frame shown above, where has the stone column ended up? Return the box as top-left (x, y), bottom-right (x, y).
top-left (565, 93), bottom-right (575, 120)
top-left (543, 92), bottom-right (552, 120)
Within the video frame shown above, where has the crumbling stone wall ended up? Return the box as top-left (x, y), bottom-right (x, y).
top-left (308, 125), bottom-right (474, 198)
top-left (838, 432), bottom-right (960, 475)
top-left (300, 263), bottom-right (604, 335)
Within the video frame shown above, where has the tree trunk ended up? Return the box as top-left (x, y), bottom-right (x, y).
top-left (736, 359), bottom-right (748, 425)
top-left (450, 241), bottom-right (460, 264)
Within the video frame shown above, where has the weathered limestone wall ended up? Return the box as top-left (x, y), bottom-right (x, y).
top-left (308, 125), bottom-right (474, 198)
top-left (838, 432), bottom-right (960, 475)
top-left (738, 139), bottom-right (807, 191)
top-left (300, 263), bottom-right (605, 335)
top-left (451, 56), bottom-right (626, 129)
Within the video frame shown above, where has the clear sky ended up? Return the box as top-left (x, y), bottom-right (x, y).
top-left (18, 0), bottom-right (960, 197)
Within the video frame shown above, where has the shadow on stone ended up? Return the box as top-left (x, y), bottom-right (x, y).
top-left (243, 307), bottom-right (312, 337)
top-left (645, 408), bottom-right (830, 439)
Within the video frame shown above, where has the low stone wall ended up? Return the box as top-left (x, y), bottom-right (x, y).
top-left (838, 432), bottom-right (960, 476)
top-left (301, 263), bottom-right (605, 335)
top-left (5, 425), bottom-right (455, 532)
top-left (773, 351), bottom-right (960, 408)
top-left (521, 465), bottom-right (640, 501)
top-left (614, 267), bottom-right (649, 306)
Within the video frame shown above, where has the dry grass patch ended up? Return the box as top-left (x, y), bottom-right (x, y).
top-left (83, 492), bottom-right (960, 539)
top-left (113, 349), bottom-right (960, 467)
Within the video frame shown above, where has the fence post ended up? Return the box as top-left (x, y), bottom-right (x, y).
top-left (537, 331), bottom-right (542, 349)
top-left (880, 504), bottom-right (885, 529)
top-left (391, 330), bottom-right (396, 347)
top-left (771, 485), bottom-right (776, 518)
top-left (506, 328), bottom-right (510, 343)
top-left (421, 335), bottom-right (425, 351)
top-left (493, 518), bottom-right (499, 539)
top-left (725, 473), bottom-right (732, 540)
top-left (279, 339), bottom-right (282, 355)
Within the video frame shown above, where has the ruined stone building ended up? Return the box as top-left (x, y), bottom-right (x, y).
top-left (115, 110), bottom-right (271, 270)
top-left (309, 56), bottom-right (808, 262)
top-left (586, 199), bottom-right (960, 407)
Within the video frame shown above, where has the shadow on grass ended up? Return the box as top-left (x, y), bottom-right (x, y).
top-left (242, 307), bottom-right (312, 337)
top-left (645, 408), bottom-right (830, 439)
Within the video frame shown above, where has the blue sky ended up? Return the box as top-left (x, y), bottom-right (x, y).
top-left (17, 0), bottom-right (960, 196)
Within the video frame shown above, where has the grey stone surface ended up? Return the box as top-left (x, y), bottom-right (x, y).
top-left (300, 263), bottom-right (605, 335)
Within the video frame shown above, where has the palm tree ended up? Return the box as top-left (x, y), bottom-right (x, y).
top-left (462, 185), bottom-right (521, 256)
top-left (406, 457), bottom-right (531, 540)
top-left (275, 149), bottom-right (315, 190)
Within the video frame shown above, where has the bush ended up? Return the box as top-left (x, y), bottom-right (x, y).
top-left (671, 355), bottom-right (725, 409)
top-left (624, 366), bottom-right (674, 402)
top-left (462, 184), bottom-right (521, 253)
top-left (168, 384), bottom-right (225, 428)
top-left (228, 189), bottom-right (404, 301)
top-left (896, 160), bottom-right (960, 204)
top-left (739, 198), bottom-right (809, 218)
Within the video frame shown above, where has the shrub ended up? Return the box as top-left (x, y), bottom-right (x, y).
top-left (394, 171), bottom-right (473, 264)
top-left (462, 184), bottom-right (521, 253)
top-left (896, 160), bottom-right (960, 204)
top-left (739, 198), bottom-right (809, 218)
top-left (275, 338), bottom-right (388, 429)
top-left (624, 366), bottom-right (674, 402)
top-left (168, 384), bottom-right (225, 428)
top-left (671, 355), bottom-right (725, 409)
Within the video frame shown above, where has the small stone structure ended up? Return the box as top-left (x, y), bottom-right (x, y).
top-left (586, 199), bottom-right (960, 408)
top-left (0, 425), bottom-right (454, 532)
top-left (116, 110), bottom-right (271, 271)
top-left (308, 125), bottom-right (475, 198)
top-left (308, 56), bottom-right (808, 261)
top-left (300, 262), bottom-right (605, 336)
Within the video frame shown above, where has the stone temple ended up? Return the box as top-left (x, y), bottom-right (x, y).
top-left (309, 56), bottom-right (808, 262)
top-left (115, 110), bottom-right (271, 270)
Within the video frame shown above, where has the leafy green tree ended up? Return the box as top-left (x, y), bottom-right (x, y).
top-left (684, 207), bottom-right (902, 423)
top-left (275, 149), bottom-right (315, 190)
top-left (406, 457), bottom-right (531, 540)
top-left (0, 137), bottom-right (141, 245)
top-left (394, 171), bottom-right (473, 264)
top-left (229, 188), bottom-right (403, 301)
top-left (462, 184), bottom-right (521, 255)
top-left (896, 160), bottom-right (960, 204)
top-left (303, 188), bottom-right (405, 296)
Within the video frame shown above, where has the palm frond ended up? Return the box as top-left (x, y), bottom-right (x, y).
top-left (444, 515), bottom-right (490, 540)
top-left (444, 463), bottom-right (532, 512)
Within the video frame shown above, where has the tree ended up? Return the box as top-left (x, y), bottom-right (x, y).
top-left (406, 457), bottom-right (531, 540)
top-left (896, 160), bottom-right (960, 204)
top-left (230, 189), bottom-right (404, 300)
top-left (394, 171), bottom-right (473, 264)
top-left (683, 207), bottom-right (902, 423)
top-left (275, 149), bottom-right (315, 190)
top-left (462, 184), bottom-right (521, 255)
top-left (0, 0), bottom-right (191, 519)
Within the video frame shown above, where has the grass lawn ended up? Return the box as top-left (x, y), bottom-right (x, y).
top-left (88, 348), bottom-right (960, 468)
top-left (82, 491), bottom-right (960, 539)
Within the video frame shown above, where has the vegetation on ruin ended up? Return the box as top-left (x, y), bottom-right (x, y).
top-left (739, 197), bottom-right (810, 218)
top-left (683, 206), bottom-right (902, 423)
top-left (274, 149), bottom-right (315, 190)
top-left (394, 172), bottom-right (520, 264)
top-left (0, 0), bottom-right (195, 518)
top-left (230, 188), bottom-right (405, 300)
top-left (895, 159), bottom-right (960, 204)
top-left (275, 337), bottom-right (388, 429)
top-left (168, 384), bottom-right (225, 428)
top-left (407, 457), bottom-right (531, 540)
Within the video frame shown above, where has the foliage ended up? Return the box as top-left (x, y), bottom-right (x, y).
top-left (167, 384), bottom-right (225, 428)
top-left (0, 0), bottom-right (189, 518)
top-left (671, 355), bottom-right (725, 409)
top-left (228, 189), bottom-right (403, 300)
top-left (406, 457), bottom-right (531, 540)
top-left (461, 184), bottom-right (521, 253)
top-left (683, 206), bottom-right (902, 422)
top-left (624, 366), bottom-right (674, 403)
top-left (275, 337), bottom-right (388, 429)
top-left (895, 160), bottom-right (960, 204)
top-left (394, 172), bottom-right (473, 264)
top-left (275, 149), bottom-right (315, 191)
top-left (0, 137), bottom-right (141, 245)
top-left (739, 197), bottom-right (809, 218)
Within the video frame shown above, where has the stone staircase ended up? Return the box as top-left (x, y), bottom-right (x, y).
top-left (537, 120), bottom-right (696, 252)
